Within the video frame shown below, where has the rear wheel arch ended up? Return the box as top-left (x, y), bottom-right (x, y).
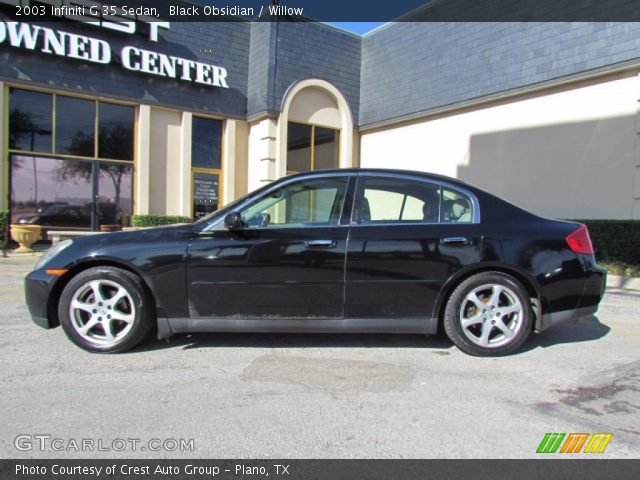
top-left (434, 265), bottom-right (544, 332)
top-left (46, 260), bottom-right (156, 329)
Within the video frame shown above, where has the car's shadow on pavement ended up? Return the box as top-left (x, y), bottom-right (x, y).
top-left (517, 315), bottom-right (611, 353)
top-left (132, 331), bottom-right (454, 353)
top-left (131, 315), bottom-right (610, 354)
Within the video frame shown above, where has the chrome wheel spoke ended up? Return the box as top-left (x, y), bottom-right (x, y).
top-left (71, 299), bottom-right (94, 314)
top-left (111, 310), bottom-right (134, 324)
top-left (102, 319), bottom-right (115, 341)
top-left (461, 313), bottom-right (483, 329)
top-left (494, 318), bottom-right (514, 338)
top-left (109, 287), bottom-right (128, 306)
top-left (89, 281), bottom-right (106, 304)
top-left (497, 304), bottom-right (520, 317)
top-left (80, 317), bottom-right (99, 335)
top-left (464, 291), bottom-right (486, 311)
top-left (479, 322), bottom-right (493, 346)
top-left (488, 285), bottom-right (503, 307)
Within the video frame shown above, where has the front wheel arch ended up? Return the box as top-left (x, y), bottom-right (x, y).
top-left (46, 259), bottom-right (156, 329)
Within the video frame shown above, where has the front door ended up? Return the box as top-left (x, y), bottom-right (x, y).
top-left (186, 175), bottom-right (353, 319)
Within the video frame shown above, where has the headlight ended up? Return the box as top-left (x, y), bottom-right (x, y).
top-left (35, 239), bottom-right (73, 269)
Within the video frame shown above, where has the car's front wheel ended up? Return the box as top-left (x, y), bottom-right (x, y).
top-left (58, 267), bottom-right (154, 353)
top-left (443, 272), bottom-right (533, 356)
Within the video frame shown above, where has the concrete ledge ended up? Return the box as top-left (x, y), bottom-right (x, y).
top-left (606, 275), bottom-right (640, 292)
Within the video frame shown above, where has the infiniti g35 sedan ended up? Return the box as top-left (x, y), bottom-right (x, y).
top-left (24, 169), bottom-right (605, 356)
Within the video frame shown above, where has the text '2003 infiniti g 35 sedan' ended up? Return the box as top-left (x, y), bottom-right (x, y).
top-left (24, 169), bottom-right (605, 356)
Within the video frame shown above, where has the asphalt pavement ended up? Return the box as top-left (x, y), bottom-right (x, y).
top-left (1, 254), bottom-right (638, 458)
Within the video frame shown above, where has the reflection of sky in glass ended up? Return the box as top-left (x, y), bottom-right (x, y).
top-left (9, 88), bottom-right (52, 152)
top-left (192, 117), bottom-right (222, 169)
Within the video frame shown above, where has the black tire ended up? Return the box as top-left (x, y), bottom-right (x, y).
top-left (443, 271), bottom-right (532, 356)
top-left (58, 266), bottom-right (155, 353)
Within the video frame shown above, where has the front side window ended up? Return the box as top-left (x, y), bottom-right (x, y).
top-left (239, 177), bottom-right (348, 229)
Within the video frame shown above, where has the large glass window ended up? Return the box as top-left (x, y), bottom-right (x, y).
top-left (10, 155), bottom-right (133, 232)
top-left (7, 88), bottom-right (135, 233)
top-left (240, 177), bottom-right (348, 229)
top-left (9, 89), bottom-right (52, 152)
top-left (98, 103), bottom-right (135, 161)
top-left (191, 117), bottom-right (223, 219)
top-left (287, 122), bottom-right (339, 174)
top-left (55, 96), bottom-right (95, 157)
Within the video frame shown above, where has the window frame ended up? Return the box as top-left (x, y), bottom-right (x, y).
top-left (7, 85), bottom-right (135, 165)
top-left (286, 120), bottom-right (340, 175)
top-left (350, 173), bottom-right (481, 226)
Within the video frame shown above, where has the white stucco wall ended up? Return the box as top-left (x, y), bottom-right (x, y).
top-left (360, 72), bottom-right (640, 219)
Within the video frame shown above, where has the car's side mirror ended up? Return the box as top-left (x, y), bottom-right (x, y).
top-left (224, 212), bottom-right (244, 230)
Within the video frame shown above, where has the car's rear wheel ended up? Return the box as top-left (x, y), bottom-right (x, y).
top-left (58, 267), bottom-right (154, 353)
top-left (443, 272), bottom-right (532, 356)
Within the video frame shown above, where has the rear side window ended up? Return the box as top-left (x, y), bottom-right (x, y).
top-left (353, 177), bottom-right (441, 224)
top-left (353, 177), bottom-right (476, 225)
top-left (442, 188), bottom-right (473, 223)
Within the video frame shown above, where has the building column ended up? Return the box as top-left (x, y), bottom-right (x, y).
top-left (179, 112), bottom-right (192, 216)
top-left (247, 117), bottom-right (277, 192)
top-left (634, 73), bottom-right (640, 219)
top-left (222, 119), bottom-right (249, 205)
top-left (135, 105), bottom-right (151, 215)
top-left (0, 82), bottom-right (6, 210)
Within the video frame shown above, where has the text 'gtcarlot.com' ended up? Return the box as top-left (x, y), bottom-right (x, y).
top-left (14, 434), bottom-right (195, 452)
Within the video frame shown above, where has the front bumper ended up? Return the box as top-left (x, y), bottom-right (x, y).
top-left (24, 269), bottom-right (58, 329)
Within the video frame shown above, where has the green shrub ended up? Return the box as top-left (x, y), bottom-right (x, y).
top-left (0, 209), bottom-right (8, 252)
top-left (571, 220), bottom-right (640, 265)
top-left (131, 215), bottom-right (192, 227)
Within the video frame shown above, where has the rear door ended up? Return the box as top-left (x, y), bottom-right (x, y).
top-left (345, 173), bottom-right (483, 320)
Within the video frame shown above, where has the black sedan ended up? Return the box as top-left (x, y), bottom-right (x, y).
top-left (24, 169), bottom-right (605, 356)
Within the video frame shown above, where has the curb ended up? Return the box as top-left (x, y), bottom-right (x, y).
top-left (606, 274), bottom-right (640, 292)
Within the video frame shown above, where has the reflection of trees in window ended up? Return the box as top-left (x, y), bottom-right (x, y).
top-left (98, 125), bottom-right (133, 161)
top-left (55, 160), bottom-right (129, 209)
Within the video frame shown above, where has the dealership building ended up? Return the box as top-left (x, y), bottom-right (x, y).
top-left (2, 8), bottom-right (640, 231)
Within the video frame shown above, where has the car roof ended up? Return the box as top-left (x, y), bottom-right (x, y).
top-left (285, 168), bottom-right (478, 190)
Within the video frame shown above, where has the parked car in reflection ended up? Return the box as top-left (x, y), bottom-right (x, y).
top-left (24, 169), bottom-right (605, 356)
top-left (17, 202), bottom-right (122, 229)
top-left (17, 204), bottom-right (90, 228)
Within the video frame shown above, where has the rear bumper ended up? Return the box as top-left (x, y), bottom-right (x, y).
top-left (538, 266), bottom-right (606, 331)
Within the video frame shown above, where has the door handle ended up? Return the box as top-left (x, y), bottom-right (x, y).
top-left (440, 236), bottom-right (471, 245)
top-left (305, 240), bottom-right (337, 249)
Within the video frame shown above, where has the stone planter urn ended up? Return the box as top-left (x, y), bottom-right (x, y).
top-left (10, 224), bottom-right (42, 253)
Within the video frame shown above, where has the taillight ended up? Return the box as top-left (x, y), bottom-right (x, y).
top-left (566, 224), bottom-right (594, 255)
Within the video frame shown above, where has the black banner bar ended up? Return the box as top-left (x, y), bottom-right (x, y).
top-left (2, 0), bottom-right (640, 22)
top-left (1, 460), bottom-right (639, 480)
